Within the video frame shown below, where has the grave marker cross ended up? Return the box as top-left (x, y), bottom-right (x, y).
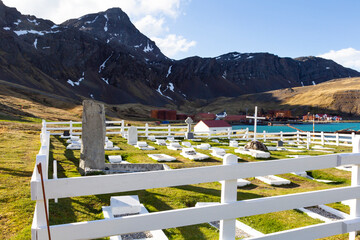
top-left (185, 117), bottom-right (193, 133)
top-left (246, 106), bottom-right (266, 141)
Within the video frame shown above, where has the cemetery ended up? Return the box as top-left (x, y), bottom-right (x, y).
top-left (22, 103), bottom-right (360, 239)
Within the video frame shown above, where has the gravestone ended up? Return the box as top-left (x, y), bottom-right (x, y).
top-left (127, 126), bottom-right (138, 145)
top-left (277, 141), bottom-right (284, 147)
top-left (63, 130), bottom-right (70, 137)
top-left (79, 100), bottom-right (106, 175)
top-left (185, 117), bottom-right (194, 139)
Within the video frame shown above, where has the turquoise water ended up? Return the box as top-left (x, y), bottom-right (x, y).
top-left (232, 122), bottom-right (360, 133)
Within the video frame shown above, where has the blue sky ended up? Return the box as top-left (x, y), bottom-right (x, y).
top-left (3, 0), bottom-right (360, 70)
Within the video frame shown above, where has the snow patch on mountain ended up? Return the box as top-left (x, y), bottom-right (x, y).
top-left (27, 18), bottom-right (40, 25)
top-left (166, 65), bottom-right (172, 78)
top-left (85, 16), bottom-right (98, 25)
top-left (222, 71), bottom-right (227, 79)
top-left (14, 29), bottom-right (60, 36)
top-left (104, 14), bottom-right (109, 32)
top-left (34, 38), bottom-right (38, 49)
top-left (99, 53), bottom-right (113, 73)
top-left (14, 19), bottom-right (21, 25)
top-left (3, 27), bottom-right (10, 30)
top-left (101, 78), bottom-right (109, 84)
top-left (168, 83), bottom-right (174, 92)
top-left (143, 41), bottom-right (153, 52)
top-left (156, 84), bottom-right (173, 100)
top-left (67, 72), bottom-right (85, 87)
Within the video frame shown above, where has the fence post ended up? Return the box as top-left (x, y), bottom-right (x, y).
top-left (41, 119), bottom-right (46, 134)
top-left (352, 132), bottom-right (356, 146)
top-left (168, 125), bottom-right (171, 136)
top-left (31, 154), bottom-right (48, 238)
top-left (263, 130), bottom-right (266, 142)
top-left (280, 131), bottom-right (283, 141)
top-left (245, 128), bottom-right (249, 141)
top-left (70, 120), bottom-right (73, 136)
top-left (53, 160), bottom-right (58, 203)
top-left (227, 128), bottom-right (231, 139)
top-left (220, 154), bottom-right (238, 240)
top-left (321, 131), bottom-right (325, 145)
top-left (145, 123), bottom-right (149, 138)
top-left (307, 132), bottom-right (310, 150)
top-left (336, 132), bottom-right (339, 146)
top-left (121, 120), bottom-right (125, 136)
top-left (297, 131), bottom-right (300, 143)
top-left (350, 136), bottom-right (360, 240)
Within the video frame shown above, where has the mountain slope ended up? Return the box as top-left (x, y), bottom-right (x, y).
top-left (0, 0), bottom-right (359, 108)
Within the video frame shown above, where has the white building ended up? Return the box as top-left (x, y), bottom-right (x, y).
top-left (194, 120), bottom-right (232, 133)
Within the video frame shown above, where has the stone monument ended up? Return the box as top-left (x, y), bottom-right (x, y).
top-left (79, 100), bottom-right (106, 175)
top-left (127, 126), bottom-right (138, 145)
top-left (244, 140), bottom-right (268, 151)
top-left (185, 117), bottom-right (194, 139)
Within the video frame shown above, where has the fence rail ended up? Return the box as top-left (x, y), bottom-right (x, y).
top-left (42, 120), bottom-right (354, 146)
top-left (31, 121), bottom-right (360, 240)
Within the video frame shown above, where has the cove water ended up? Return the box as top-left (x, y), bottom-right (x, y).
top-left (232, 122), bottom-right (360, 133)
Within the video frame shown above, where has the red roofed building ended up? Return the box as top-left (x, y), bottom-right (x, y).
top-left (194, 113), bottom-right (216, 121)
top-left (194, 120), bottom-right (232, 132)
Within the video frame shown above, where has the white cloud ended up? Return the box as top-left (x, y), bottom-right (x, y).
top-left (134, 15), bottom-right (168, 37)
top-left (318, 48), bottom-right (360, 72)
top-left (2, 0), bottom-right (182, 24)
top-left (152, 34), bottom-right (196, 58)
top-left (2, 0), bottom-right (196, 58)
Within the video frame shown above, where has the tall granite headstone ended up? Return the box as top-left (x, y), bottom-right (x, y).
top-left (79, 100), bottom-right (106, 175)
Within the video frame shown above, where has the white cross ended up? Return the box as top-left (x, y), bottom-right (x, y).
top-left (246, 106), bottom-right (266, 141)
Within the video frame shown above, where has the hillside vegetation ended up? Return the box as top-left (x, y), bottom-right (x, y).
top-left (1, 77), bottom-right (360, 121)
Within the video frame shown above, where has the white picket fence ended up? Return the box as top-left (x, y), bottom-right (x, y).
top-left (30, 124), bottom-right (360, 240)
top-left (42, 120), bottom-right (354, 146)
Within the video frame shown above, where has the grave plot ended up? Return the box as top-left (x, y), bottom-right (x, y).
top-left (297, 204), bottom-right (349, 223)
top-left (148, 154), bottom-right (177, 162)
top-left (102, 195), bottom-right (168, 240)
top-left (235, 148), bottom-right (270, 159)
top-left (167, 142), bottom-right (182, 150)
top-left (135, 141), bottom-right (156, 150)
top-left (105, 141), bottom-right (120, 150)
top-left (180, 148), bottom-right (210, 160)
top-left (210, 148), bottom-right (227, 158)
top-left (255, 175), bottom-right (291, 186)
top-left (195, 202), bottom-right (264, 239)
top-left (108, 155), bottom-right (123, 163)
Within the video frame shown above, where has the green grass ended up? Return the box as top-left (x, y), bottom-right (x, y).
top-left (3, 122), bottom-right (360, 240)
top-left (0, 121), bottom-right (41, 239)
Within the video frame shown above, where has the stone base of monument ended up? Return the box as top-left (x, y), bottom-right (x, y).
top-left (237, 178), bottom-right (251, 187)
top-left (104, 163), bottom-right (169, 174)
top-left (256, 175), bottom-right (291, 185)
top-left (80, 167), bottom-right (105, 176)
top-left (185, 132), bottom-right (194, 140)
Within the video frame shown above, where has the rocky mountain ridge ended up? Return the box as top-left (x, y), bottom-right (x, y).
top-left (0, 0), bottom-right (359, 107)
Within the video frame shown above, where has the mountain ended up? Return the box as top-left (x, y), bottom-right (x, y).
top-left (0, 0), bottom-right (359, 108)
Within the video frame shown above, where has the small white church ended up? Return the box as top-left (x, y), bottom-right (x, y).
top-left (194, 120), bottom-right (232, 132)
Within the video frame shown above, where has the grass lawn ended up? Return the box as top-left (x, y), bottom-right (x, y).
top-left (2, 120), bottom-right (360, 239)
